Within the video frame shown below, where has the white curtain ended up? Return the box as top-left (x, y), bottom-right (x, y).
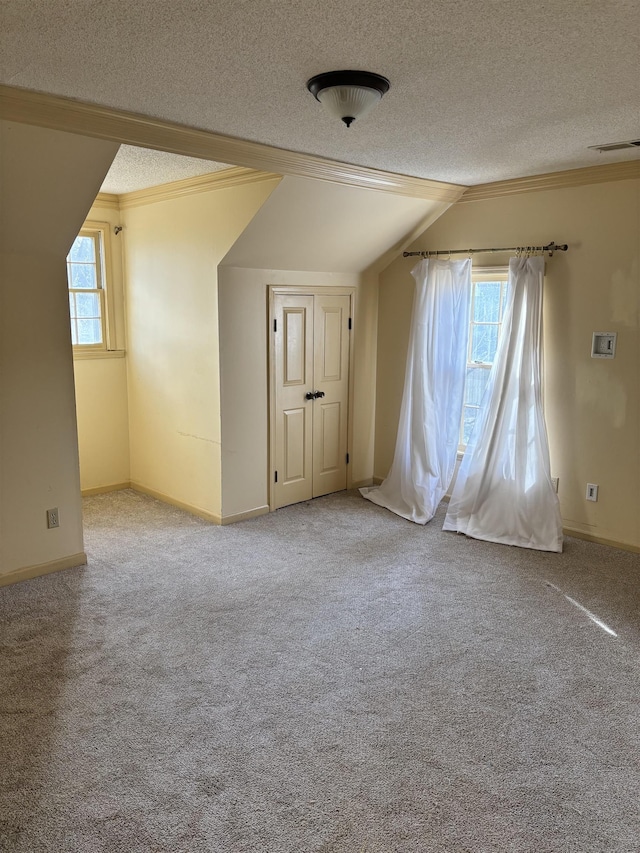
top-left (361, 258), bottom-right (471, 523)
top-left (443, 255), bottom-right (563, 552)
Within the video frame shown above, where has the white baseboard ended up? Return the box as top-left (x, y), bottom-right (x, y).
top-left (351, 478), bottom-right (374, 489)
top-left (130, 482), bottom-right (222, 524)
top-left (82, 481), bottom-right (131, 496)
top-left (563, 526), bottom-right (640, 554)
top-left (221, 505), bottom-right (270, 525)
top-left (0, 552), bottom-right (88, 588)
top-left (89, 482), bottom-right (271, 528)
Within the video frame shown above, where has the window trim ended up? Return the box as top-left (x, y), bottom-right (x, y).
top-left (67, 221), bottom-right (117, 353)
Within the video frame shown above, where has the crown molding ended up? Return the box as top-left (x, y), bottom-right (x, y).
top-left (459, 160), bottom-right (640, 203)
top-left (93, 192), bottom-right (120, 210)
top-left (116, 167), bottom-right (280, 210)
top-left (0, 84), bottom-right (465, 203)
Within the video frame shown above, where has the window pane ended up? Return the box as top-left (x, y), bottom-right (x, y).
top-left (465, 366), bottom-right (490, 406)
top-left (77, 318), bottom-right (102, 345)
top-left (69, 263), bottom-right (97, 289)
top-left (68, 236), bottom-right (95, 263)
top-left (462, 406), bottom-right (477, 445)
top-left (74, 291), bottom-right (100, 319)
top-left (471, 324), bottom-right (499, 364)
top-left (461, 273), bottom-right (507, 446)
top-left (473, 281), bottom-right (501, 322)
top-left (71, 321), bottom-right (78, 346)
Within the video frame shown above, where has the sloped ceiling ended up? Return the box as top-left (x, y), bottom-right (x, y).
top-left (0, 121), bottom-right (118, 257)
top-left (1, 0), bottom-right (638, 187)
top-left (220, 176), bottom-right (447, 273)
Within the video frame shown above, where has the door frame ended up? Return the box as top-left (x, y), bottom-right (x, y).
top-left (267, 285), bottom-right (356, 512)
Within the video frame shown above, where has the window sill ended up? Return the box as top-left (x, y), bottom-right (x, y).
top-left (72, 349), bottom-right (125, 361)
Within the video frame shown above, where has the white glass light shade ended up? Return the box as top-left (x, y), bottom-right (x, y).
top-left (316, 85), bottom-right (383, 126)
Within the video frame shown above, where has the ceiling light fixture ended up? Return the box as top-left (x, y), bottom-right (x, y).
top-left (306, 70), bottom-right (390, 128)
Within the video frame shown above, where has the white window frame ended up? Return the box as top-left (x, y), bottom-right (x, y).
top-left (67, 221), bottom-right (116, 354)
top-left (459, 267), bottom-right (509, 449)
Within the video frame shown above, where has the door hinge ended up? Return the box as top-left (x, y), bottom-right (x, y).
top-left (348, 317), bottom-right (352, 330)
top-left (274, 470), bottom-right (278, 483)
top-left (274, 319), bottom-right (277, 332)
top-left (346, 453), bottom-right (349, 464)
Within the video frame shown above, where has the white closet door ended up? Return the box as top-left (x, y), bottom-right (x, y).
top-left (272, 291), bottom-right (351, 509)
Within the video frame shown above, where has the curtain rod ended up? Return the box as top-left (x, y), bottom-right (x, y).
top-left (403, 241), bottom-right (568, 258)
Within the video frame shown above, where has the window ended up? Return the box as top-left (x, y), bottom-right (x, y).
top-left (460, 269), bottom-right (508, 446)
top-left (66, 223), bottom-right (111, 350)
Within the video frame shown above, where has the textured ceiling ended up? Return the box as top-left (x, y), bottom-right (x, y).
top-left (1, 0), bottom-right (639, 186)
top-left (100, 146), bottom-right (231, 194)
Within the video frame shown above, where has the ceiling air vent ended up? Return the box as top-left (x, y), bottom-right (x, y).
top-left (589, 139), bottom-right (640, 152)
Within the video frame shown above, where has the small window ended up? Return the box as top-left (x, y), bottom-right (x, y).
top-left (67, 226), bottom-right (109, 350)
top-left (460, 269), bottom-right (508, 446)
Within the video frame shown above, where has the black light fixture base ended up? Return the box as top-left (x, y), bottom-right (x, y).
top-left (306, 70), bottom-right (390, 101)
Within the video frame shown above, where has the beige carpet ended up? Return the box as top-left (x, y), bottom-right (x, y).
top-left (1, 489), bottom-right (639, 852)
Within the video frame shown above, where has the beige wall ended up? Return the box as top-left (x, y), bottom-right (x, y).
top-left (0, 121), bottom-right (118, 578)
top-left (73, 199), bottom-right (130, 492)
top-left (74, 356), bottom-right (130, 491)
top-left (376, 178), bottom-right (640, 549)
top-left (122, 179), bottom-right (280, 519)
top-left (217, 267), bottom-right (377, 519)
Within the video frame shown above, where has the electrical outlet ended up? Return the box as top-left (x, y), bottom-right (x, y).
top-left (586, 484), bottom-right (599, 502)
top-left (551, 477), bottom-right (559, 493)
top-left (591, 332), bottom-right (617, 359)
top-left (47, 507), bottom-right (59, 529)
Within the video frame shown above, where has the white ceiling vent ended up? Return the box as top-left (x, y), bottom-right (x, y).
top-left (589, 139), bottom-right (640, 152)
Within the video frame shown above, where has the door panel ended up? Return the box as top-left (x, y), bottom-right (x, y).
top-left (283, 408), bottom-right (307, 482)
top-left (274, 295), bottom-right (314, 508)
top-left (319, 402), bottom-right (341, 474)
top-left (320, 308), bottom-right (342, 380)
top-left (284, 309), bottom-right (306, 384)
